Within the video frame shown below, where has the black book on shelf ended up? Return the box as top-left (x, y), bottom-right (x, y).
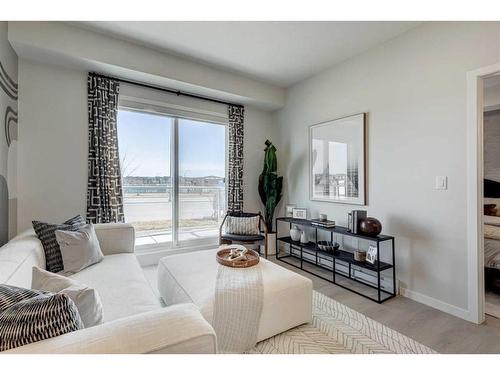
top-left (310, 219), bottom-right (336, 228)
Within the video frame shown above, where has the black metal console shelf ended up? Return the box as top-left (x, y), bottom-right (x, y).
top-left (275, 217), bottom-right (396, 303)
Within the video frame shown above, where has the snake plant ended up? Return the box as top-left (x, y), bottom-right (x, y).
top-left (258, 140), bottom-right (283, 232)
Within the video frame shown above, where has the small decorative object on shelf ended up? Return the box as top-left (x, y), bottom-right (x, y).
top-left (366, 245), bottom-right (378, 264)
top-left (285, 204), bottom-right (296, 218)
top-left (317, 241), bottom-right (340, 254)
top-left (354, 250), bottom-right (367, 262)
top-left (351, 210), bottom-right (367, 234)
top-left (290, 225), bottom-right (301, 241)
top-left (319, 213), bottom-right (328, 222)
top-left (300, 230), bottom-right (308, 244)
top-left (359, 217), bottom-right (382, 236)
top-left (347, 212), bottom-right (353, 232)
top-left (311, 219), bottom-right (336, 228)
top-left (292, 207), bottom-right (307, 219)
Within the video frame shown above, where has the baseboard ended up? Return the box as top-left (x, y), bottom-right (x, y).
top-left (400, 287), bottom-right (471, 322)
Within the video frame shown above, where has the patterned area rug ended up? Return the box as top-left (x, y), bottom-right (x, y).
top-left (247, 291), bottom-right (436, 354)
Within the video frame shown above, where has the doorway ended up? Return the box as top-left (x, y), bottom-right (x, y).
top-left (466, 62), bottom-right (500, 324)
top-left (482, 75), bottom-right (500, 319)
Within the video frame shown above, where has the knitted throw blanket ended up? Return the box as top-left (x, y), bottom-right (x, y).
top-left (212, 263), bottom-right (263, 353)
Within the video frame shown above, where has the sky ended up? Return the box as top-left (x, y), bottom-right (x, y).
top-left (117, 110), bottom-right (226, 178)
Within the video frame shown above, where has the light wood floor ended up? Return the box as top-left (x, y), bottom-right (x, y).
top-left (143, 256), bottom-right (500, 354)
top-left (269, 256), bottom-right (500, 354)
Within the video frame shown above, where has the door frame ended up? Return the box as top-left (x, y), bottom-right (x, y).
top-left (466, 62), bottom-right (500, 324)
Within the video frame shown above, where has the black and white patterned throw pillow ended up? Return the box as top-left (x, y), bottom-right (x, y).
top-left (0, 285), bottom-right (83, 352)
top-left (32, 215), bottom-right (86, 273)
top-left (0, 284), bottom-right (47, 313)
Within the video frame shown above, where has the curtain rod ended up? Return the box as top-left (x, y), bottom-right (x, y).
top-left (89, 72), bottom-right (243, 108)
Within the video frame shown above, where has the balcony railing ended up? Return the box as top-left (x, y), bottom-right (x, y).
top-left (123, 184), bottom-right (226, 241)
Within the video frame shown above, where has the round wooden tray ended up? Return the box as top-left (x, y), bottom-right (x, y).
top-left (216, 246), bottom-right (260, 268)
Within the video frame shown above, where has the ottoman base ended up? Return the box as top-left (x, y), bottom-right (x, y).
top-left (158, 249), bottom-right (313, 343)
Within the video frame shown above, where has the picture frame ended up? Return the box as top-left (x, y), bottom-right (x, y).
top-left (292, 208), bottom-right (307, 219)
top-left (285, 204), bottom-right (296, 218)
top-left (366, 245), bottom-right (378, 264)
top-left (309, 113), bottom-right (366, 205)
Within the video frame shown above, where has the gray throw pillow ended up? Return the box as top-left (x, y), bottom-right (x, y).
top-left (31, 266), bottom-right (104, 328)
top-left (0, 284), bottom-right (83, 352)
top-left (55, 224), bottom-right (104, 274)
top-left (32, 215), bottom-right (86, 273)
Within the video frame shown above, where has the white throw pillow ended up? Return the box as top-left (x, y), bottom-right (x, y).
top-left (226, 215), bottom-right (260, 235)
top-left (31, 266), bottom-right (103, 328)
top-left (55, 224), bottom-right (104, 274)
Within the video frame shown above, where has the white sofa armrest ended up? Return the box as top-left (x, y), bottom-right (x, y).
top-left (94, 223), bottom-right (135, 255)
top-left (3, 303), bottom-right (216, 354)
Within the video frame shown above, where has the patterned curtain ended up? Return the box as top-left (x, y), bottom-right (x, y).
top-left (86, 73), bottom-right (124, 223)
top-left (227, 105), bottom-right (245, 212)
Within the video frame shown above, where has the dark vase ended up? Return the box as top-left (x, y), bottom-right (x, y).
top-left (359, 217), bottom-right (382, 236)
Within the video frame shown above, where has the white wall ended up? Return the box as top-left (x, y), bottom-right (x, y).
top-left (244, 107), bottom-right (277, 213)
top-left (18, 59), bottom-right (87, 231)
top-left (273, 22), bottom-right (500, 317)
top-left (17, 58), bottom-right (274, 232)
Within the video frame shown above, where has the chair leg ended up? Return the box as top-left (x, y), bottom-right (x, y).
top-left (255, 242), bottom-right (261, 255)
top-left (264, 236), bottom-right (268, 259)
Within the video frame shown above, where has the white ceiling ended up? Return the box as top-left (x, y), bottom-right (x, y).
top-left (75, 21), bottom-right (421, 87)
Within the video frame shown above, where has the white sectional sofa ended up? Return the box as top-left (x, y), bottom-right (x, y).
top-left (0, 223), bottom-right (216, 354)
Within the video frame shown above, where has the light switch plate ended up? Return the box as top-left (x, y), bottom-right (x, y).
top-left (435, 176), bottom-right (447, 190)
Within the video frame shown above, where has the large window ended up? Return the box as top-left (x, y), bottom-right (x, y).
top-left (117, 108), bottom-right (226, 249)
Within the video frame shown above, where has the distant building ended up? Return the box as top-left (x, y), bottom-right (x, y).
top-left (122, 175), bottom-right (225, 194)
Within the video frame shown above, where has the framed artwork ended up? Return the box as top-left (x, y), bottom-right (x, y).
top-left (366, 245), bottom-right (378, 264)
top-left (285, 204), bottom-right (296, 217)
top-left (309, 113), bottom-right (366, 205)
top-left (292, 208), bottom-right (307, 219)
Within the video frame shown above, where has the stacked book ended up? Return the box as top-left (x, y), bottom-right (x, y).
top-left (310, 219), bottom-right (336, 228)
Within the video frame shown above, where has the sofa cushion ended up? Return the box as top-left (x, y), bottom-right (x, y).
top-left (32, 267), bottom-right (104, 328)
top-left (0, 230), bottom-right (45, 288)
top-left (221, 234), bottom-right (265, 242)
top-left (69, 253), bottom-right (160, 321)
top-left (0, 285), bottom-right (83, 351)
top-left (32, 215), bottom-right (86, 273)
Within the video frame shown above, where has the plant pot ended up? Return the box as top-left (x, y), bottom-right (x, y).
top-left (261, 231), bottom-right (276, 256)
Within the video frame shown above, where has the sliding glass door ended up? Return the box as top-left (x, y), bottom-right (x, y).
top-left (178, 118), bottom-right (226, 244)
top-left (117, 108), bottom-right (226, 249)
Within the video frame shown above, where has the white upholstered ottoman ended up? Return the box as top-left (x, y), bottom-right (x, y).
top-left (157, 249), bottom-right (313, 343)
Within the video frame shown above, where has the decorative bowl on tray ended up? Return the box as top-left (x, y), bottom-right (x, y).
top-left (216, 245), bottom-right (260, 268)
top-left (317, 241), bottom-right (340, 253)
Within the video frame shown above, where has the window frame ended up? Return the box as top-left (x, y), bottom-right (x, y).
top-left (118, 96), bottom-right (229, 253)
